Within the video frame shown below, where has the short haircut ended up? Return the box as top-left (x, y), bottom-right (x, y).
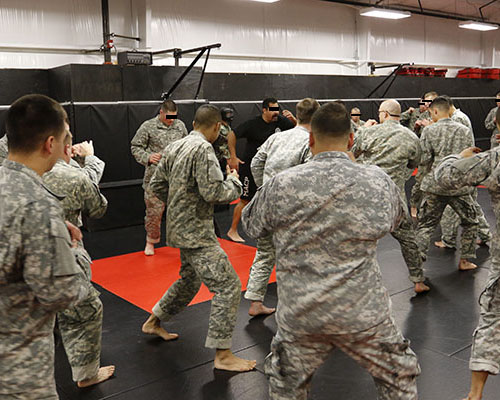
top-left (311, 102), bottom-right (351, 140)
top-left (296, 98), bottom-right (320, 124)
top-left (351, 107), bottom-right (360, 113)
top-left (441, 95), bottom-right (454, 106)
top-left (496, 107), bottom-right (500, 125)
top-left (334, 99), bottom-right (346, 106)
top-left (262, 97), bottom-right (278, 110)
top-left (161, 99), bottom-right (177, 112)
top-left (429, 96), bottom-right (451, 113)
top-left (496, 90), bottom-right (500, 97)
top-left (424, 91), bottom-right (439, 100)
top-left (6, 94), bottom-right (68, 154)
top-left (194, 104), bottom-right (221, 128)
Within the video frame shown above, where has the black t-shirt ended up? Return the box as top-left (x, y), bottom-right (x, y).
top-left (234, 115), bottom-right (295, 162)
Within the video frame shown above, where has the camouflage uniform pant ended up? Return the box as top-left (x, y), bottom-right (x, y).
top-left (416, 193), bottom-right (478, 260)
top-left (265, 316), bottom-right (420, 400)
top-left (57, 287), bottom-right (102, 382)
top-left (144, 185), bottom-right (165, 244)
top-left (440, 190), bottom-right (492, 247)
top-left (409, 170), bottom-right (424, 211)
top-left (391, 213), bottom-right (425, 283)
top-left (244, 234), bottom-right (276, 302)
top-left (152, 245), bottom-right (242, 349)
top-left (470, 266), bottom-right (500, 375)
top-left (491, 131), bottom-right (499, 149)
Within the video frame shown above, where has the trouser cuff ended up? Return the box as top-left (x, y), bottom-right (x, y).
top-left (244, 290), bottom-right (265, 302)
top-left (205, 336), bottom-right (232, 349)
top-left (409, 275), bottom-right (425, 284)
top-left (146, 236), bottom-right (160, 244)
top-left (470, 358), bottom-right (499, 375)
top-left (72, 359), bottom-right (100, 382)
top-left (152, 303), bottom-right (174, 322)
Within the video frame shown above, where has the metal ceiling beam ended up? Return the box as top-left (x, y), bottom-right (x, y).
top-left (321, 0), bottom-right (500, 24)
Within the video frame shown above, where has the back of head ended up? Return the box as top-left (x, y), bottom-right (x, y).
top-left (161, 99), bottom-right (177, 112)
top-left (311, 102), bottom-right (350, 140)
top-left (262, 97), bottom-right (278, 110)
top-left (296, 98), bottom-right (320, 124)
top-left (429, 96), bottom-right (451, 114)
top-left (6, 94), bottom-right (67, 154)
top-left (440, 95), bottom-right (454, 107)
top-left (380, 99), bottom-right (401, 116)
top-left (194, 104), bottom-right (221, 129)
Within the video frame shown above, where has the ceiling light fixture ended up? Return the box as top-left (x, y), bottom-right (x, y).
top-left (248, 0), bottom-right (280, 3)
top-left (359, 7), bottom-right (411, 20)
top-left (458, 20), bottom-right (498, 31)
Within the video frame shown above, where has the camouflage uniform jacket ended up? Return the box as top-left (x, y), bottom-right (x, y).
top-left (451, 109), bottom-right (474, 138)
top-left (0, 160), bottom-right (88, 395)
top-left (251, 125), bottom-right (311, 187)
top-left (213, 122), bottom-right (231, 163)
top-left (436, 148), bottom-right (500, 272)
top-left (43, 158), bottom-right (108, 227)
top-left (0, 134), bottom-right (7, 164)
top-left (401, 109), bottom-right (431, 135)
top-left (352, 119), bottom-right (420, 192)
top-left (150, 131), bottom-right (242, 249)
top-left (485, 107), bottom-right (499, 147)
top-left (131, 117), bottom-right (188, 189)
top-left (242, 151), bottom-right (404, 334)
top-left (351, 119), bottom-right (365, 134)
top-left (419, 118), bottom-right (474, 196)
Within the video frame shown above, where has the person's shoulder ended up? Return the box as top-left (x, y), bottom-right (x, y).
top-left (139, 117), bottom-right (158, 130)
top-left (173, 119), bottom-right (187, 129)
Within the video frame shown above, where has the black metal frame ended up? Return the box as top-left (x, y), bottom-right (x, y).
top-left (367, 63), bottom-right (411, 98)
top-left (159, 43), bottom-right (221, 100)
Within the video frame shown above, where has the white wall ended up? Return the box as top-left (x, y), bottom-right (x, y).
top-left (0, 0), bottom-right (498, 76)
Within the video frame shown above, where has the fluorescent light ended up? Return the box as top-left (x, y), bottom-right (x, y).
top-left (359, 7), bottom-right (411, 20)
top-left (248, 0), bottom-right (280, 3)
top-left (459, 20), bottom-right (498, 31)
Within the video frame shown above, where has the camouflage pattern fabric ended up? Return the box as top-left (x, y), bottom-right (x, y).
top-left (43, 157), bottom-right (107, 383)
top-left (131, 117), bottom-right (188, 242)
top-left (245, 234), bottom-right (276, 301)
top-left (149, 130), bottom-right (242, 349)
top-left (451, 108), bottom-right (474, 136)
top-left (0, 134), bottom-right (7, 164)
top-left (242, 151), bottom-right (419, 399)
top-left (400, 109), bottom-right (431, 136)
top-left (213, 122), bottom-right (231, 164)
top-left (352, 120), bottom-right (424, 283)
top-left (57, 247), bottom-right (103, 382)
top-left (485, 107), bottom-right (499, 149)
top-left (435, 148), bottom-right (500, 375)
top-left (150, 131), bottom-right (242, 249)
top-left (0, 160), bottom-right (88, 398)
top-left (152, 245), bottom-right (241, 349)
top-left (251, 125), bottom-right (311, 188)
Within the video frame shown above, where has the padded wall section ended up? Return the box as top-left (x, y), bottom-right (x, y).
top-left (0, 69), bottom-right (49, 104)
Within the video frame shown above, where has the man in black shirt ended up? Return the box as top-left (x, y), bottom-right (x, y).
top-left (226, 97), bottom-right (296, 242)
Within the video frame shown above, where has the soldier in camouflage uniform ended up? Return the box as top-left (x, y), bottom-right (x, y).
top-left (485, 91), bottom-right (500, 149)
top-left (436, 98), bottom-right (492, 250)
top-left (350, 107), bottom-right (365, 133)
top-left (0, 95), bottom-right (88, 399)
top-left (213, 107), bottom-right (233, 168)
top-left (245, 98), bottom-right (319, 317)
top-left (242, 102), bottom-right (420, 400)
top-left (141, 105), bottom-right (256, 372)
top-left (352, 99), bottom-right (429, 293)
top-left (435, 131), bottom-right (500, 400)
top-left (43, 133), bottom-right (114, 387)
top-left (131, 100), bottom-right (188, 256)
top-left (416, 96), bottom-right (478, 271)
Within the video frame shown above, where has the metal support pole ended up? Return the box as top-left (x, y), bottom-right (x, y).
top-left (101, 0), bottom-right (111, 63)
top-left (195, 48), bottom-right (211, 99)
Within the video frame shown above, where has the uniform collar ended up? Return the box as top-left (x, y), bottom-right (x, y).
top-left (312, 151), bottom-right (350, 161)
top-left (156, 117), bottom-right (176, 130)
top-left (436, 117), bottom-right (452, 124)
top-left (383, 119), bottom-right (400, 125)
top-left (191, 130), bottom-right (210, 142)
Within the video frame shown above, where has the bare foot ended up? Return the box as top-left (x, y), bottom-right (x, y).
top-left (144, 242), bottom-right (155, 256)
top-left (414, 282), bottom-right (430, 293)
top-left (77, 366), bottom-right (115, 388)
top-left (462, 395), bottom-right (481, 400)
top-left (434, 240), bottom-right (454, 249)
top-left (410, 206), bottom-right (417, 219)
top-left (459, 259), bottom-right (478, 271)
top-left (248, 301), bottom-right (275, 317)
top-left (142, 314), bottom-right (179, 341)
top-left (214, 349), bottom-right (256, 372)
top-left (227, 229), bottom-right (245, 243)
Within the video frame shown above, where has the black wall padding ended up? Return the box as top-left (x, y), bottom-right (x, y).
top-left (0, 69), bottom-right (49, 104)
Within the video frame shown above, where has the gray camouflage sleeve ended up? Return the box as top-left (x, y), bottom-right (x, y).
top-left (196, 147), bottom-right (242, 204)
top-left (435, 150), bottom-right (500, 191)
top-left (79, 176), bottom-right (108, 219)
top-left (23, 207), bottom-right (88, 311)
top-left (130, 125), bottom-right (151, 166)
top-left (81, 155), bottom-right (105, 185)
top-left (251, 143), bottom-right (269, 187)
top-left (485, 108), bottom-right (497, 130)
top-left (149, 156), bottom-right (169, 203)
top-left (241, 180), bottom-right (276, 239)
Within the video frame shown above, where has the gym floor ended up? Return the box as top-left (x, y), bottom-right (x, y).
top-left (55, 184), bottom-right (500, 400)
